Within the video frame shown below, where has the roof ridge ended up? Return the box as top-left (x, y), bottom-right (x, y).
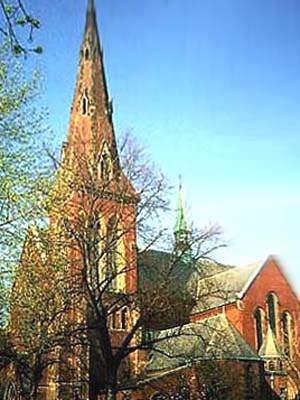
top-left (196, 260), bottom-right (263, 285)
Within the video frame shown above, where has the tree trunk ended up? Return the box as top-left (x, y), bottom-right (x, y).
top-left (106, 366), bottom-right (118, 400)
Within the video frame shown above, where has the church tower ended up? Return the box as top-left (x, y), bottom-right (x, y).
top-left (51, 2), bottom-right (139, 398)
top-left (57, 0), bottom-right (138, 294)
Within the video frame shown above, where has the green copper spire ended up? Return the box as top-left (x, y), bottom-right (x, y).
top-left (174, 176), bottom-right (191, 255)
top-left (175, 177), bottom-right (189, 234)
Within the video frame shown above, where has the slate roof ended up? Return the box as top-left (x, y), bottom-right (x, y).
top-left (146, 314), bottom-right (260, 372)
top-left (192, 261), bottom-right (264, 314)
top-left (138, 249), bottom-right (233, 292)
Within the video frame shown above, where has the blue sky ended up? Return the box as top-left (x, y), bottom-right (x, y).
top-left (28, 0), bottom-right (300, 290)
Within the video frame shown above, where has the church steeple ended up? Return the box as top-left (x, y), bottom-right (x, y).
top-left (59, 0), bottom-right (137, 203)
top-left (80, 0), bottom-right (111, 114)
top-left (174, 177), bottom-right (191, 256)
top-left (64, 0), bottom-right (121, 182)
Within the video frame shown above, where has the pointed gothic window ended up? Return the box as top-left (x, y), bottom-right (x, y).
top-left (254, 307), bottom-right (265, 350)
top-left (266, 292), bottom-right (279, 335)
top-left (98, 143), bottom-right (112, 183)
top-left (89, 211), bottom-right (101, 269)
top-left (121, 307), bottom-right (127, 330)
top-left (85, 47), bottom-right (90, 60)
top-left (100, 151), bottom-right (109, 181)
top-left (106, 216), bottom-right (118, 290)
top-left (111, 311), bottom-right (117, 330)
top-left (82, 95), bottom-right (88, 115)
top-left (282, 311), bottom-right (293, 358)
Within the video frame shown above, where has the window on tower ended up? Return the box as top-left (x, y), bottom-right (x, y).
top-left (106, 216), bottom-right (118, 290)
top-left (121, 307), bottom-right (127, 330)
top-left (98, 143), bottom-right (112, 183)
top-left (85, 47), bottom-right (90, 60)
top-left (82, 95), bottom-right (88, 115)
top-left (88, 211), bottom-right (102, 284)
top-left (111, 311), bottom-right (117, 330)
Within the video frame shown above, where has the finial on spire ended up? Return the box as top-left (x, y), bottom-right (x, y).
top-left (175, 176), bottom-right (188, 234)
top-left (179, 173), bottom-right (182, 191)
top-left (84, 0), bottom-right (98, 37)
top-left (88, 0), bottom-right (94, 13)
top-left (174, 176), bottom-right (191, 258)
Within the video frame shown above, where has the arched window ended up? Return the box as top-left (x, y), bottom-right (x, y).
top-left (98, 143), bottom-right (112, 183)
top-left (106, 216), bottom-right (118, 290)
top-left (254, 307), bottom-right (265, 350)
top-left (111, 311), bottom-right (117, 330)
top-left (82, 94), bottom-right (88, 115)
top-left (89, 211), bottom-right (101, 269)
top-left (282, 311), bottom-right (293, 358)
top-left (121, 307), bottom-right (127, 330)
top-left (100, 151), bottom-right (109, 181)
top-left (266, 292), bottom-right (279, 335)
top-left (85, 47), bottom-right (90, 60)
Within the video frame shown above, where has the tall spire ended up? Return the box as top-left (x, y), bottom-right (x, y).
top-left (61, 0), bottom-right (137, 201)
top-left (174, 176), bottom-right (191, 256)
top-left (65, 0), bottom-right (118, 171)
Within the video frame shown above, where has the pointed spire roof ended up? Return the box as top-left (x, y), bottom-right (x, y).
top-left (259, 325), bottom-right (283, 359)
top-left (85, 0), bottom-right (97, 34)
top-left (174, 176), bottom-right (189, 234)
top-left (65, 0), bottom-right (117, 164)
top-left (61, 0), bottom-right (137, 201)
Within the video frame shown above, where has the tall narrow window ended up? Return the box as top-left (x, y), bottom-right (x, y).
top-left (88, 211), bottom-right (101, 284)
top-left (85, 47), bottom-right (90, 60)
top-left (254, 307), bottom-right (264, 350)
top-left (106, 217), bottom-right (117, 290)
top-left (282, 311), bottom-right (293, 358)
top-left (111, 312), bottom-right (117, 330)
top-left (266, 292), bottom-right (279, 335)
top-left (121, 307), bottom-right (127, 330)
top-left (100, 151), bottom-right (109, 181)
top-left (82, 95), bottom-right (88, 115)
top-left (98, 143), bottom-right (112, 183)
top-left (89, 212), bottom-right (101, 263)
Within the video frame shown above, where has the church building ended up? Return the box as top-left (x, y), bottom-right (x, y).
top-left (1, 1), bottom-right (300, 400)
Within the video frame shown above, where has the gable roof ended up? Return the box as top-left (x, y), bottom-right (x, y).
top-left (138, 249), bottom-right (232, 291)
top-left (146, 314), bottom-right (260, 372)
top-left (192, 261), bottom-right (264, 314)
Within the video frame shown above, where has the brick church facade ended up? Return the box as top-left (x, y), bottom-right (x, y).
top-left (1, 1), bottom-right (300, 399)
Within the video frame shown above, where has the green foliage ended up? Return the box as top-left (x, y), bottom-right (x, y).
top-left (0, 43), bottom-right (50, 327)
top-left (0, 0), bottom-right (42, 55)
top-left (6, 226), bottom-right (76, 400)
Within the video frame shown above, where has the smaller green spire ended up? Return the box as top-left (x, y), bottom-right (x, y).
top-left (174, 176), bottom-right (189, 234)
top-left (174, 176), bottom-right (191, 256)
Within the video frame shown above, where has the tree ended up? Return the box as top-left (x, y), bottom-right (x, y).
top-left (0, 40), bottom-right (50, 328)
top-left (6, 227), bottom-right (72, 400)
top-left (45, 132), bottom-right (225, 400)
top-left (0, 0), bottom-right (42, 55)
